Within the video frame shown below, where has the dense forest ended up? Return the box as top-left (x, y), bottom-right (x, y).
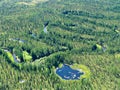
top-left (0, 0), bottom-right (120, 90)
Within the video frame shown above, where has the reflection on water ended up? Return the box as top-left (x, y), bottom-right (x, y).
top-left (56, 64), bottom-right (84, 80)
top-left (44, 26), bottom-right (48, 33)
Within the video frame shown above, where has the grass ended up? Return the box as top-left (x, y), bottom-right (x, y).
top-left (96, 44), bottom-right (102, 50)
top-left (115, 53), bottom-right (120, 60)
top-left (23, 51), bottom-right (32, 62)
top-left (16, 0), bottom-right (49, 6)
top-left (5, 51), bottom-right (14, 63)
top-left (71, 64), bottom-right (91, 79)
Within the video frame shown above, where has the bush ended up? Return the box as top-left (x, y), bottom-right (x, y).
top-left (115, 53), bottom-right (120, 60)
top-left (6, 51), bottom-right (14, 63)
top-left (23, 51), bottom-right (32, 62)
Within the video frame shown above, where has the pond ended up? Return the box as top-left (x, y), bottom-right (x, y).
top-left (44, 27), bottom-right (48, 33)
top-left (56, 64), bottom-right (84, 80)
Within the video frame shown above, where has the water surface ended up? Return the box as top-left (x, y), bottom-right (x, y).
top-left (56, 64), bottom-right (84, 80)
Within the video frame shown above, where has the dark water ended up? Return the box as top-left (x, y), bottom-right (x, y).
top-left (56, 64), bottom-right (84, 80)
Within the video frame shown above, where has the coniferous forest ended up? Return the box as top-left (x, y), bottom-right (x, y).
top-left (0, 0), bottom-right (120, 90)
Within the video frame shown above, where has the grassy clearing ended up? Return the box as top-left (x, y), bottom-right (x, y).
top-left (71, 64), bottom-right (91, 79)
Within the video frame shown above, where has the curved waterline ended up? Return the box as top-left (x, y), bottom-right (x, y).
top-left (56, 64), bottom-right (84, 80)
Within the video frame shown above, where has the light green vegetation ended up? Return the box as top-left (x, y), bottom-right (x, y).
top-left (115, 30), bottom-right (120, 33)
top-left (96, 44), bottom-right (102, 50)
top-left (71, 64), bottom-right (91, 79)
top-left (5, 51), bottom-right (14, 63)
top-left (23, 51), bottom-right (32, 62)
top-left (115, 53), bottom-right (120, 60)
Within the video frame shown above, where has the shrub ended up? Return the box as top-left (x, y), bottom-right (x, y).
top-left (23, 51), bottom-right (32, 62)
top-left (6, 51), bottom-right (14, 63)
top-left (115, 53), bottom-right (120, 60)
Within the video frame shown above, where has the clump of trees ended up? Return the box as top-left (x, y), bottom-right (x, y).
top-left (23, 51), bottom-right (32, 62)
top-left (62, 10), bottom-right (106, 19)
